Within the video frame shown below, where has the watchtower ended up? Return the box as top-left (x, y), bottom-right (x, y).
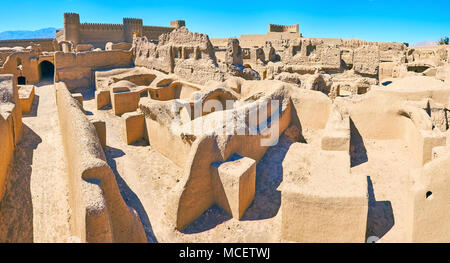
top-left (170, 20), bottom-right (186, 29)
top-left (123, 18), bottom-right (143, 43)
top-left (64, 13), bottom-right (81, 46)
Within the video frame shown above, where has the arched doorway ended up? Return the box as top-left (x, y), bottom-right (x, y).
top-left (39, 61), bottom-right (55, 81)
top-left (17, 76), bottom-right (26, 85)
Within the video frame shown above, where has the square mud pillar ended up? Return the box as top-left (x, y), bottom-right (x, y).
top-left (281, 148), bottom-right (368, 243)
top-left (18, 85), bottom-right (35, 114)
top-left (95, 90), bottom-right (111, 110)
top-left (321, 111), bottom-right (350, 152)
top-left (111, 91), bottom-right (140, 116)
top-left (210, 154), bottom-right (256, 220)
top-left (122, 112), bottom-right (145, 145)
top-left (89, 118), bottom-right (106, 149)
top-left (281, 188), bottom-right (368, 243)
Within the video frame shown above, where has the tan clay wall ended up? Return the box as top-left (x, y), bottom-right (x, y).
top-left (412, 154), bottom-right (450, 242)
top-left (172, 97), bottom-right (292, 230)
top-left (55, 82), bottom-right (146, 243)
top-left (0, 50), bottom-right (41, 85)
top-left (78, 24), bottom-right (125, 48)
top-left (0, 74), bottom-right (22, 201)
top-left (0, 38), bottom-right (56, 51)
top-left (54, 50), bottom-right (133, 90)
top-left (142, 26), bottom-right (174, 41)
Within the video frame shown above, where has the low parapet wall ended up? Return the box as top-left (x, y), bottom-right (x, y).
top-left (0, 38), bottom-right (56, 51)
top-left (55, 82), bottom-right (145, 242)
top-left (0, 74), bottom-right (22, 201)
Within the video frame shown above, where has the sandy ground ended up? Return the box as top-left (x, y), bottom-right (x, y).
top-left (0, 82), bottom-right (71, 243)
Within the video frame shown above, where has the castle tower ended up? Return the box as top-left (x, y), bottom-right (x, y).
top-left (64, 13), bottom-right (80, 46)
top-left (123, 18), bottom-right (143, 43)
top-left (170, 20), bottom-right (186, 29)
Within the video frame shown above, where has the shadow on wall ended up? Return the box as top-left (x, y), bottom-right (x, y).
top-left (181, 135), bottom-right (296, 233)
top-left (350, 118), bottom-right (368, 168)
top-left (22, 95), bottom-right (40, 118)
top-left (104, 146), bottom-right (158, 243)
top-left (35, 80), bottom-right (55, 87)
top-left (0, 124), bottom-right (41, 242)
top-left (181, 205), bottom-right (232, 234)
top-left (365, 176), bottom-right (395, 241)
top-left (70, 86), bottom-right (95, 101)
top-left (242, 135), bottom-right (295, 221)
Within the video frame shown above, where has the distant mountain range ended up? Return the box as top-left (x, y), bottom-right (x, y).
top-left (413, 40), bottom-right (439, 47)
top-left (0, 27), bottom-right (58, 40)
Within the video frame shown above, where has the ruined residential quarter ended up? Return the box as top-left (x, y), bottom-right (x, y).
top-left (0, 10), bottom-right (449, 244)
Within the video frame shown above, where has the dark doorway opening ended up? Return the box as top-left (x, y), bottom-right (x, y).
top-left (18, 76), bottom-right (26, 85)
top-left (39, 61), bottom-right (55, 81)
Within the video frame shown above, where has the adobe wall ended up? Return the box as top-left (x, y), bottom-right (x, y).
top-left (0, 74), bottom-right (22, 201)
top-left (0, 38), bottom-right (57, 52)
top-left (412, 152), bottom-right (450, 242)
top-left (134, 27), bottom-right (225, 84)
top-left (0, 49), bottom-right (41, 85)
top-left (142, 26), bottom-right (174, 41)
top-left (54, 50), bottom-right (133, 90)
top-left (269, 24), bottom-right (299, 33)
top-left (78, 23), bottom-right (125, 48)
top-left (61, 13), bottom-right (181, 48)
top-left (55, 82), bottom-right (146, 242)
top-left (167, 82), bottom-right (293, 230)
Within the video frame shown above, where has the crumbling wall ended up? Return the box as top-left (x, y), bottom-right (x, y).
top-left (0, 48), bottom-right (42, 85)
top-left (353, 45), bottom-right (380, 76)
top-left (55, 82), bottom-right (145, 242)
top-left (134, 27), bottom-right (225, 84)
top-left (167, 82), bottom-right (293, 230)
top-left (0, 38), bottom-right (57, 52)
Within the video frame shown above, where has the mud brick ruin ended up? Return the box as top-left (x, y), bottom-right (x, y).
top-left (1, 12), bottom-right (450, 243)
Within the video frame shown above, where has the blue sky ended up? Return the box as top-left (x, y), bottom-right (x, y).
top-left (1, 0), bottom-right (449, 45)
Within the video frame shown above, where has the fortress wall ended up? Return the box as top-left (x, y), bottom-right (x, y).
top-left (54, 50), bottom-right (133, 90)
top-left (78, 23), bottom-right (125, 48)
top-left (142, 26), bottom-right (174, 41)
top-left (0, 38), bottom-right (56, 51)
top-left (0, 74), bottom-right (22, 201)
top-left (55, 82), bottom-right (146, 242)
top-left (269, 24), bottom-right (299, 33)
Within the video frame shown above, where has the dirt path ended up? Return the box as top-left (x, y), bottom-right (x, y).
top-left (0, 82), bottom-right (71, 242)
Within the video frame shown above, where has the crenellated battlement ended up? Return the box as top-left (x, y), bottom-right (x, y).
top-left (170, 20), bottom-right (186, 29)
top-left (80, 23), bottom-right (124, 31)
top-left (64, 12), bottom-right (80, 25)
top-left (60, 12), bottom-right (185, 48)
top-left (269, 24), bottom-right (299, 33)
top-left (123, 18), bottom-right (143, 25)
